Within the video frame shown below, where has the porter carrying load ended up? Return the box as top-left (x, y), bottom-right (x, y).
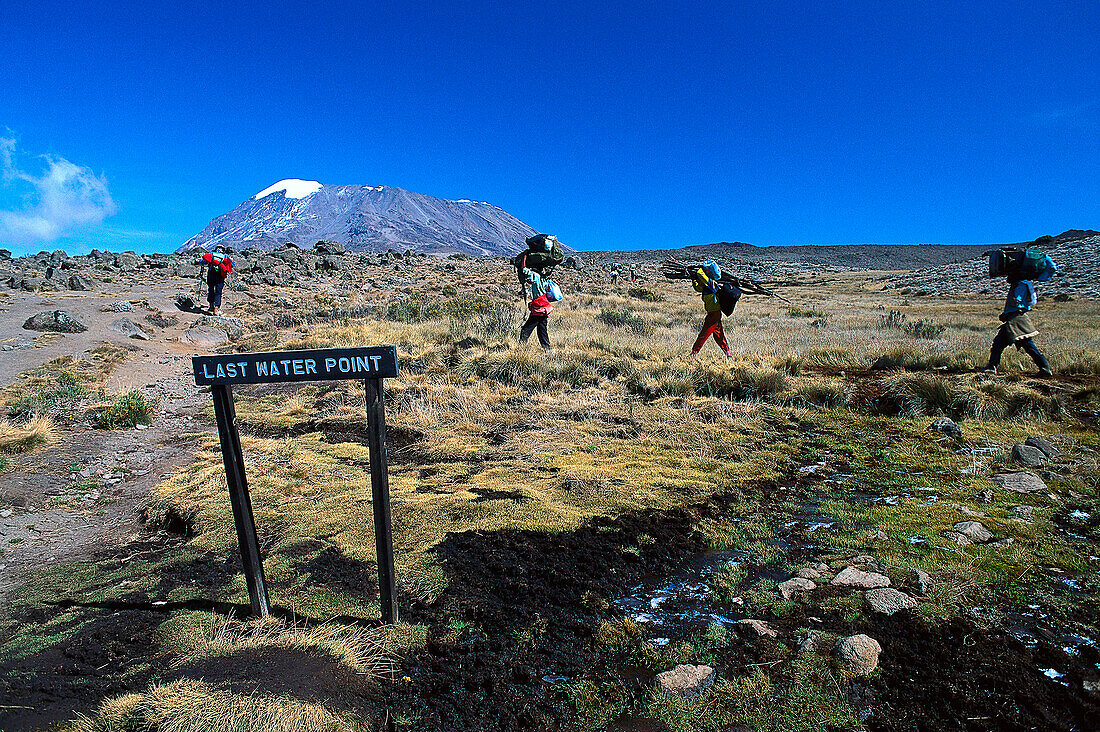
top-left (986, 247), bottom-right (1057, 282)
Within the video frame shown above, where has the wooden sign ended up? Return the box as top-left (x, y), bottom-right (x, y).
top-left (193, 346), bottom-right (400, 623)
top-left (194, 346), bottom-right (398, 385)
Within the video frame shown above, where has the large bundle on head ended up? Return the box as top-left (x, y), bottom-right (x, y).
top-left (986, 248), bottom-right (1056, 281)
top-left (514, 234), bottom-right (564, 280)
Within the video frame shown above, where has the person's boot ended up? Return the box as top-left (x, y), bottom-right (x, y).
top-left (1033, 352), bottom-right (1052, 377)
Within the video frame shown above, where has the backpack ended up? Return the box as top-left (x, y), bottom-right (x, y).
top-left (702, 259), bottom-right (721, 281)
top-left (522, 234), bottom-right (564, 273)
top-left (545, 279), bottom-right (563, 302)
top-left (717, 282), bottom-right (741, 315)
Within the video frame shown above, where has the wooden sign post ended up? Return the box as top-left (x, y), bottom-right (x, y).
top-left (193, 346), bottom-right (400, 621)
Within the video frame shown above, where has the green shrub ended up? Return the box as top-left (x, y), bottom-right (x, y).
top-left (91, 391), bottom-right (156, 429)
top-left (8, 370), bottom-right (88, 418)
top-left (441, 284), bottom-right (458, 296)
top-left (597, 308), bottom-right (653, 335)
top-left (788, 306), bottom-right (826, 318)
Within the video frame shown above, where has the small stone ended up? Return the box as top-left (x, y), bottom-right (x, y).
top-left (908, 568), bottom-right (932, 595)
top-left (989, 538), bottom-right (1015, 548)
top-left (992, 472), bottom-right (1048, 494)
top-left (735, 619), bottom-right (778, 638)
top-left (975, 489), bottom-right (994, 503)
top-left (1012, 444), bottom-right (1047, 468)
top-left (834, 634), bottom-right (882, 676)
top-left (146, 310), bottom-right (179, 328)
top-left (109, 318), bottom-right (151, 340)
top-left (1084, 679), bottom-right (1100, 694)
top-left (0, 509), bottom-right (12, 518)
top-left (864, 587), bottom-right (918, 615)
top-left (953, 521), bottom-right (993, 543)
top-left (957, 505), bottom-right (986, 517)
top-left (941, 531), bottom-right (971, 546)
top-left (778, 577), bottom-right (816, 600)
top-left (831, 566), bottom-right (891, 589)
top-left (798, 630), bottom-right (829, 656)
top-left (1024, 435), bottom-right (1061, 459)
top-left (867, 529), bottom-right (889, 542)
top-left (796, 567), bottom-right (822, 580)
top-left (929, 417), bottom-right (962, 440)
top-left (1010, 505), bottom-right (1036, 521)
top-left (655, 664), bottom-right (715, 699)
top-left (103, 299), bottom-right (134, 312)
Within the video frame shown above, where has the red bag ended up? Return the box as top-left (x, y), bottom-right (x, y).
top-left (528, 294), bottom-right (553, 316)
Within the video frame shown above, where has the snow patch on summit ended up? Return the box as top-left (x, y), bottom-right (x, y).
top-left (253, 179), bottom-right (323, 200)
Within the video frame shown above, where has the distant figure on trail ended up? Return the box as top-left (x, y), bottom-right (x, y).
top-left (610, 266), bottom-right (620, 286)
top-left (201, 246), bottom-right (234, 316)
top-left (690, 260), bottom-right (735, 359)
top-left (982, 248), bottom-right (1055, 376)
top-left (630, 263), bottom-right (636, 282)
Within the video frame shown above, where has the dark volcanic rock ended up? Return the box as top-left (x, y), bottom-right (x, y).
top-left (23, 310), bottom-right (87, 333)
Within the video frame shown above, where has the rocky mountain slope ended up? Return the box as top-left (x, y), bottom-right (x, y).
top-left (884, 231), bottom-right (1100, 300)
top-left (177, 179), bottom-right (539, 256)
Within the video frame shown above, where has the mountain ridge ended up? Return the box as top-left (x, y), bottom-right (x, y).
top-left (178, 180), bottom-right (541, 256)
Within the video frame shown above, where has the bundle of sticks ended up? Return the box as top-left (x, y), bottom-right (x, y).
top-left (660, 258), bottom-right (791, 302)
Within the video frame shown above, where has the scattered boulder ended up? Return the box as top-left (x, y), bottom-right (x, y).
top-left (929, 417), bottom-right (962, 440)
top-left (777, 577), bottom-right (816, 600)
top-left (735, 619), bottom-right (778, 638)
top-left (655, 665), bottom-right (715, 699)
top-left (952, 521), bottom-right (993, 543)
top-left (104, 299), bottom-right (134, 312)
top-left (991, 472), bottom-right (1047, 494)
top-left (1024, 435), bottom-right (1061, 459)
top-left (180, 325), bottom-right (229, 349)
top-left (109, 318), bottom-right (151, 340)
top-left (834, 635), bottom-right (882, 676)
top-left (67, 274), bottom-right (94, 291)
top-left (22, 310), bottom-right (87, 333)
top-left (191, 315), bottom-right (244, 341)
top-left (864, 588), bottom-right (917, 615)
top-left (831, 566), bottom-right (890, 589)
top-left (1011, 444), bottom-right (1047, 468)
top-left (796, 566), bottom-right (822, 580)
top-left (314, 240), bottom-right (346, 255)
top-left (114, 252), bottom-right (141, 271)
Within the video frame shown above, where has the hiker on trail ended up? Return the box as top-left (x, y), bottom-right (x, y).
top-left (630, 263), bottom-right (636, 282)
top-left (690, 260), bottom-right (732, 358)
top-left (610, 266), bottom-right (620, 286)
top-left (984, 276), bottom-right (1052, 376)
top-left (519, 266), bottom-right (561, 350)
top-left (201, 246), bottom-right (234, 316)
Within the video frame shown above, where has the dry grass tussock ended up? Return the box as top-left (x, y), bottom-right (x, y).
top-left (0, 413), bottom-right (55, 453)
top-left (71, 679), bottom-right (368, 732)
top-left (172, 614), bottom-right (391, 677)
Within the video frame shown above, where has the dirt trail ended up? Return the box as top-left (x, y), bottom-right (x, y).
top-left (0, 281), bottom-right (222, 603)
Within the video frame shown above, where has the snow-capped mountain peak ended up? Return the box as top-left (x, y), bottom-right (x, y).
top-left (253, 179), bottom-right (324, 200)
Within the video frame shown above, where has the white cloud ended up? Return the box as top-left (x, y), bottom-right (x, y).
top-left (0, 136), bottom-right (117, 244)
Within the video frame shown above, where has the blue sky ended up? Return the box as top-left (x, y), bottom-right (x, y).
top-left (1, 0), bottom-right (1097, 254)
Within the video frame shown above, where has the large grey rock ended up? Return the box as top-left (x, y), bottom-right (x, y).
top-left (831, 566), bottom-right (890, 589)
top-left (864, 588), bottom-right (917, 615)
top-left (655, 664), bottom-right (715, 699)
top-left (929, 417), bottom-right (962, 440)
top-left (109, 318), bottom-right (151, 340)
top-left (1012, 444), bottom-right (1047, 468)
top-left (180, 325), bottom-right (229, 348)
top-left (953, 521), bottom-right (993, 543)
top-left (114, 252), bottom-right (141, 270)
top-left (834, 635), bottom-right (882, 676)
top-left (992, 472), bottom-right (1048, 494)
top-left (67, 274), bottom-right (94, 291)
top-left (777, 577), bottom-right (816, 600)
top-left (1024, 435), bottom-right (1061, 459)
top-left (104, 299), bottom-right (134, 312)
top-left (22, 310), bottom-right (87, 333)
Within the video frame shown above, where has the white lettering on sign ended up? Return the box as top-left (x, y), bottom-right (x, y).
top-left (293, 359), bottom-right (304, 375)
top-left (339, 357), bottom-right (351, 372)
top-left (305, 359), bottom-right (317, 374)
top-left (325, 357), bottom-right (336, 372)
